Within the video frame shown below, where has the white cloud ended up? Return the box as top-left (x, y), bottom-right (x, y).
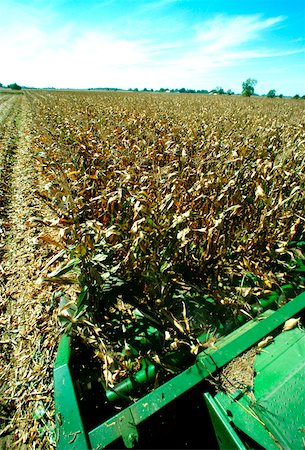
top-left (0, 7), bottom-right (304, 93)
top-left (0, 20), bottom-right (151, 87)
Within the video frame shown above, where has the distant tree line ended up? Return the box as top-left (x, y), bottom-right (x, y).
top-left (132, 87), bottom-right (230, 95)
top-left (1, 81), bottom-right (304, 98)
top-left (0, 82), bottom-right (22, 90)
top-left (127, 81), bottom-right (305, 98)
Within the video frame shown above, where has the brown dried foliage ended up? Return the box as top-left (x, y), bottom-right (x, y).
top-left (28, 91), bottom-right (305, 380)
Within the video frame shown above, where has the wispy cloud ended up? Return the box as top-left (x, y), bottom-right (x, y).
top-left (194, 15), bottom-right (286, 52)
top-left (171, 14), bottom-right (302, 70)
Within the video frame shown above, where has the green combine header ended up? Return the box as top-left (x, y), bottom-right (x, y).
top-left (54, 285), bottom-right (305, 449)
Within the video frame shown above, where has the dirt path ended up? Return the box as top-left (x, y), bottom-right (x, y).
top-left (0, 93), bottom-right (65, 449)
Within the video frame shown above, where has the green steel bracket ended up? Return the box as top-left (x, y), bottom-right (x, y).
top-left (112, 408), bottom-right (138, 448)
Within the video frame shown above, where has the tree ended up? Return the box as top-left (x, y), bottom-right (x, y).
top-left (214, 86), bottom-right (224, 95)
top-left (293, 94), bottom-right (300, 99)
top-left (267, 89), bottom-right (276, 98)
top-left (241, 79), bottom-right (257, 97)
top-left (226, 89), bottom-right (234, 95)
top-left (8, 82), bottom-right (21, 90)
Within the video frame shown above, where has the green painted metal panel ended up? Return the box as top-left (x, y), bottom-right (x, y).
top-left (254, 327), bottom-right (305, 396)
top-left (54, 333), bottom-right (72, 369)
top-left (204, 393), bottom-right (246, 450)
top-left (206, 321), bottom-right (305, 449)
top-left (253, 327), bottom-right (305, 449)
top-left (211, 391), bottom-right (280, 449)
top-left (54, 334), bottom-right (89, 449)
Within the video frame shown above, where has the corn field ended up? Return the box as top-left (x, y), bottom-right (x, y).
top-left (1, 89), bottom-right (305, 447)
top-left (30, 91), bottom-right (305, 373)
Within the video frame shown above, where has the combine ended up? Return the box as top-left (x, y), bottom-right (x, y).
top-left (54, 248), bottom-right (305, 449)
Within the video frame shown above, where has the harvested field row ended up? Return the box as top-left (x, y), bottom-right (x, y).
top-left (0, 93), bottom-right (73, 449)
top-left (0, 95), bottom-right (22, 267)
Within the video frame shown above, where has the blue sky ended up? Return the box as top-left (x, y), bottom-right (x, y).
top-left (1, 0), bottom-right (304, 95)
